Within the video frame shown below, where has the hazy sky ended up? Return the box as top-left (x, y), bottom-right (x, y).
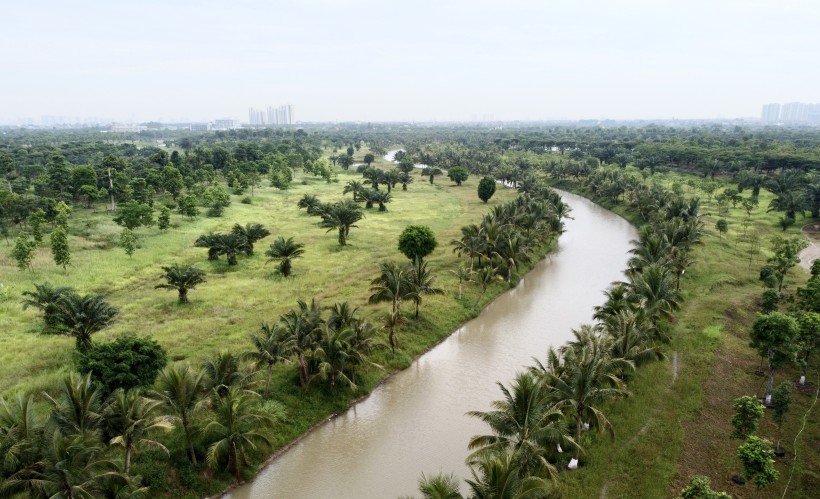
top-left (1, 0), bottom-right (818, 123)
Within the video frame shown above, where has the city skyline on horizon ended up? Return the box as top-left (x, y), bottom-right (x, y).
top-left (1, 1), bottom-right (818, 125)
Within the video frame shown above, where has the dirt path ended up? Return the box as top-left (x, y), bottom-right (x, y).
top-left (800, 223), bottom-right (820, 271)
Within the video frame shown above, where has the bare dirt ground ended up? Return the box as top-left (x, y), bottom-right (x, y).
top-left (800, 223), bottom-right (820, 271)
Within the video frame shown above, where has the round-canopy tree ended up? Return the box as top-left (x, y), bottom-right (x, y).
top-left (78, 335), bottom-right (168, 396)
top-left (478, 176), bottom-right (496, 203)
top-left (749, 312), bottom-right (799, 404)
top-left (448, 166), bottom-right (469, 186)
top-left (156, 264), bottom-right (207, 304)
top-left (398, 225), bottom-right (438, 262)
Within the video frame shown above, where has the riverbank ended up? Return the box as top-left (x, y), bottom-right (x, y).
top-left (223, 188), bottom-right (637, 498)
top-left (551, 177), bottom-right (818, 498)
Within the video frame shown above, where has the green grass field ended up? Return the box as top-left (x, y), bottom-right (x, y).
top-left (554, 172), bottom-right (818, 498)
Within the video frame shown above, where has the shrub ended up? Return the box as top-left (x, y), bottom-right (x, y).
top-left (78, 335), bottom-right (167, 396)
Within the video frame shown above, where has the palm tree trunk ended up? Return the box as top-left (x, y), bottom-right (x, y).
top-left (125, 444), bottom-right (132, 474)
top-left (179, 288), bottom-right (188, 304)
top-left (265, 364), bottom-right (272, 398)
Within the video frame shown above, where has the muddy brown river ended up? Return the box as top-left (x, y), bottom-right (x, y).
top-left (224, 189), bottom-right (637, 499)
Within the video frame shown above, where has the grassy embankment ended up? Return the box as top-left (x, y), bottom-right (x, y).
top-left (0, 151), bottom-right (551, 496)
top-left (552, 170), bottom-right (818, 498)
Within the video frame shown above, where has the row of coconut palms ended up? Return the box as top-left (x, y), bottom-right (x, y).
top-left (408, 174), bottom-right (702, 498)
top-left (451, 183), bottom-right (569, 286)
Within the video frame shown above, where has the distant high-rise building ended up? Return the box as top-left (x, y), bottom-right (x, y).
top-left (761, 103), bottom-right (780, 122)
top-left (249, 108), bottom-right (266, 125)
top-left (761, 102), bottom-right (820, 123)
top-left (213, 119), bottom-right (240, 130)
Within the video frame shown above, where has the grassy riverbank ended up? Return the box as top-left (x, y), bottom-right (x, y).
top-left (1, 155), bottom-right (557, 496)
top-left (552, 173), bottom-right (818, 498)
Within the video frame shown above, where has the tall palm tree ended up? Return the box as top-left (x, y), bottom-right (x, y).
top-left (467, 371), bottom-right (572, 481)
top-left (320, 200), bottom-right (364, 246)
top-left (245, 322), bottom-right (290, 398)
top-left (602, 310), bottom-right (666, 368)
top-left (308, 325), bottom-right (357, 389)
top-left (494, 232), bottom-right (530, 282)
top-left (452, 224), bottom-right (484, 271)
top-left (152, 364), bottom-right (204, 465)
top-left (626, 263), bottom-right (681, 325)
top-left (368, 261), bottom-right (415, 317)
top-left (202, 351), bottom-right (250, 399)
top-left (326, 301), bottom-right (361, 330)
top-left (44, 373), bottom-right (103, 440)
top-left (155, 264), bottom-right (206, 304)
top-left (21, 281), bottom-right (74, 332)
top-left (0, 394), bottom-right (45, 494)
top-left (471, 266), bottom-right (499, 311)
top-left (265, 236), bottom-right (305, 277)
top-left (231, 223), bottom-right (270, 255)
top-left (382, 309), bottom-right (408, 353)
top-left (52, 293), bottom-right (119, 352)
top-left (450, 265), bottom-right (472, 300)
top-left (102, 389), bottom-right (170, 474)
top-left (408, 259), bottom-right (444, 319)
top-left (278, 301), bottom-right (322, 388)
top-left (204, 388), bottom-right (273, 483)
top-left (534, 337), bottom-right (633, 463)
top-left (465, 448), bottom-right (554, 499)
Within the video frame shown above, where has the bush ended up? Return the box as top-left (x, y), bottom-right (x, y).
top-left (678, 475), bottom-right (731, 499)
top-left (241, 196), bottom-right (253, 204)
top-left (77, 335), bottom-right (167, 396)
top-left (760, 289), bottom-right (779, 313)
top-left (478, 176), bottom-right (496, 203)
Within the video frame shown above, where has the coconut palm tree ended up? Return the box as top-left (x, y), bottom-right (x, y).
top-left (102, 389), bottom-right (170, 474)
top-left (471, 265), bottom-right (499, 311)
top-left (450, 265), bottom-right (472, 300)
top-left (231, 223), bottom-right (270, 255)
top-left (152, 364), bottom-right (204, 465)
top-left (52, 294), bottom-right (119, 352)
top-left (278, 301), bottom-right (322, 388)
top-left (416, 473), bottom-right (464, 499)
top-left (0, 394), bottom-right (45, 494)
top-left (245, 322), bottom-right (291, 398)
top-left (204, 388), bottom-right (273, 483)
top-left (320, 200), bottom-right (364, 246)
top-left (368, 261), bottom-right (416, 317)
top-left (265, 236), bottom-right (305, 277)
top-left (155, 264), bottom-right (206, 304)
top-left (534, 337), bottom-right (633, 464)
top-left (22, 281), bottom-right (74, 332)
top-left (465, 448), bottom-right (554, 499)
top-left (308, 325), bottom-right (357, 389)
top-left (202, 351), bottom-right (251, 399)
top-left (326, 301), bottom-right (361, 331)
top-left (625, 263), bottom-right (681, 325)
top-left (467, 371), bottom-right (572, 481)
top-left (44, 373), bottom-right (103, 440)
top-left (602, 310), bottom-right (666, 369)
top-left (452, 224), bottom-right (484, 271)
top-left (408, 259), bottom-right (444, 319)
top-left (382, 309), bottom-right (408, 354)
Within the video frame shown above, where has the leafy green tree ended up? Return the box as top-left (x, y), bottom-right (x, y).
top-left (737, 436), bottom-right (779, 489)
top-left (677, 476), bottom-right (731, 499)
top-left (204, 388), bottom-right (273, 483)
top-left (363, 153), bottom-right (375, 167)
top-left (765, 236), bottom-right (809, 292)
top-left (265, 236), bottom-right (305, 277)
top-left (448, 166), bottom-right (469, 186)
top-left (749, 312), bottom-right (799, 404)
top-left (120, 228), bottom-right (138, 258)
top-left (760, 289), bottom-right (779, 313)
top-left (770, 382), bottom-right (792, 453)
top-left (176, 194), bottom-right (199, 218)
top-left (102, 388), bottom-right (170, 474)
top-left (398, 225), bottom-right (438, 262)
top-left (12, 232), bottom-right (36, 271)
top-left (337, 154), bottom-right (354, 170)
top-left (29, 208), bottom-right (46, 245)
top-left (730, 395), bottom-right (764, 439)
top-left (157, 206), bottom-right (171, 231)
top-left (398, 156), bottom-right (415, 173)
top-left (152, 364), bottom-right (204, 465)
top-left (113, 201), bottom-right (153, 230)
top-left (50, 225), bottom-right (70, 272)
top-left (477, 176), bottom-right (496, 203)
top-left (52, 293), bottom-right (119, 352)
top-left (78, 335), bottom-right (167, 396)
top-left (202, 186), bottom-right (231, 217)
top-left (54, 201), bottom-right (72, 229)
top-left (155, 264), bottom-right (206, 304)
top-left (715, 218), bottom-right (728, 238)
top-left (793, 311), bottom-right (820, 384)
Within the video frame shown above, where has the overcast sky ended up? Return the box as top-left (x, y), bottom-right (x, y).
top-left (1, 0), bottom-right (818, 123)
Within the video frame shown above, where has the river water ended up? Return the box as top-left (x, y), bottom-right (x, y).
top-left (225, 189), bottom-right (637, 499)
